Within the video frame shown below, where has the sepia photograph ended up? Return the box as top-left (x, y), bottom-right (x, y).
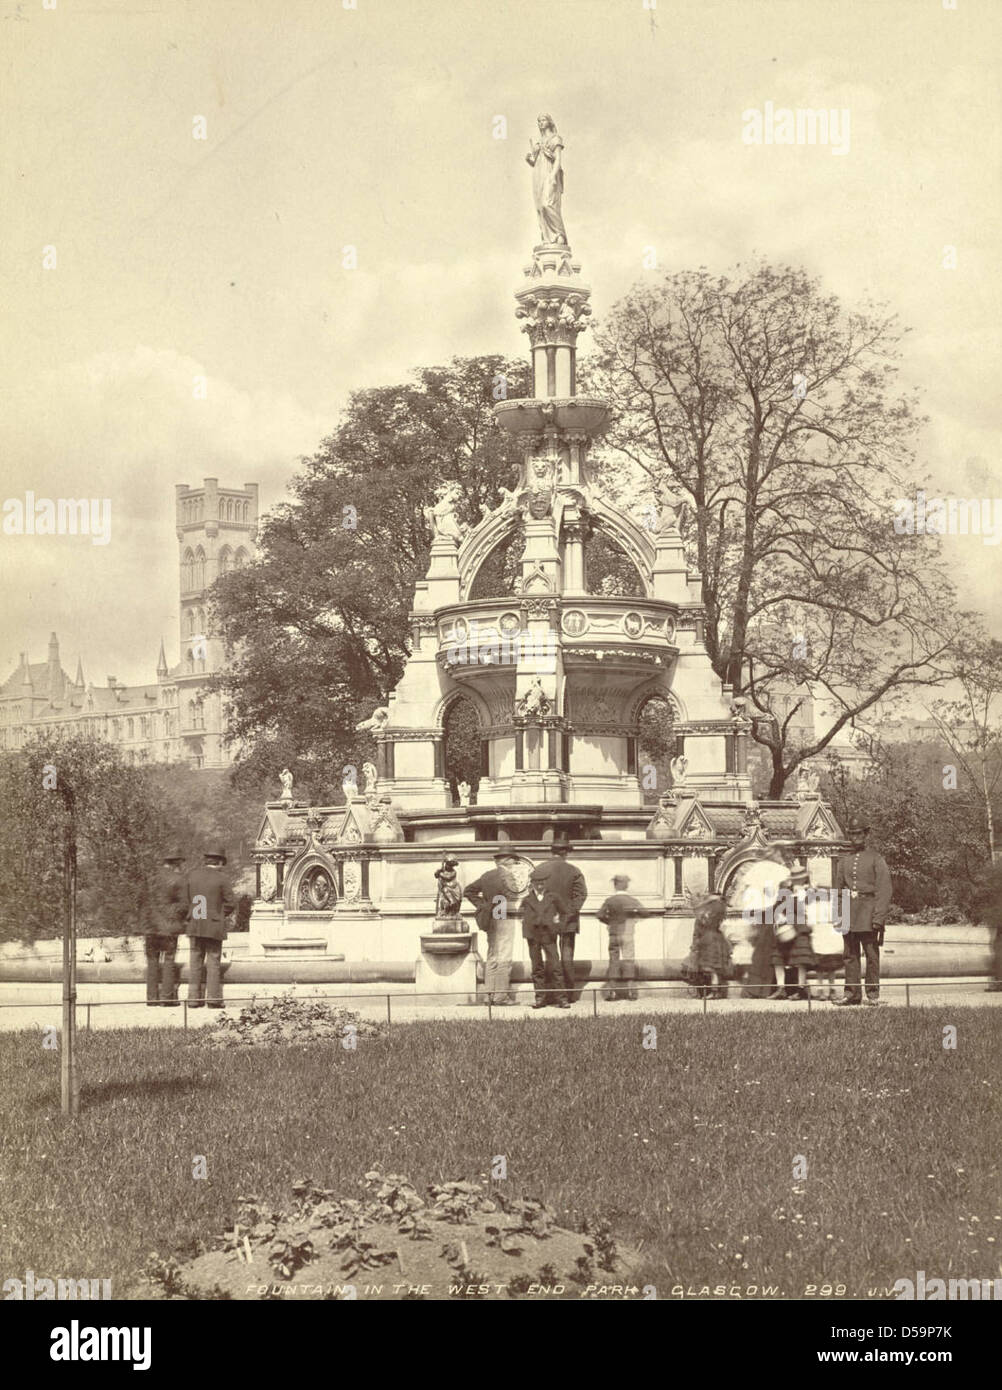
top-left (0, 0), bottom-right (999, 1358)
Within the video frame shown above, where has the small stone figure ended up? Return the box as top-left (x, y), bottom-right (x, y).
top-left (729, 697), bottom-right (748, 720)
top-left (342, 767), bottom-right (359, 804)
top-left (670, 754), bottom-right (688, 785)
top-left (516, 677), bottom-right (551, 719)
top-left (796, 763), bottom-right (821, 796)
top-left (362, 761), bottom-right (379, 797)
top-left (279, 767), bottom-right (294, 802)
top-left (356, 706), bottom-right (389, 733)
top-left (434, 855), bottom-right (463, 931)
top-left (457, 779), bottom-right (471, 806)
top-left (423, 483), bottom-right (464, 543)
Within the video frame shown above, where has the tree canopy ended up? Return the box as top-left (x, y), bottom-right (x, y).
top-left (592, 262), bottom-right (959, 796)
top-left (209, 355), bottom-right (527, 800)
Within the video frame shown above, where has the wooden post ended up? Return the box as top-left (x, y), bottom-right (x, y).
top-left (61, 822), bottom-right (79, 1117)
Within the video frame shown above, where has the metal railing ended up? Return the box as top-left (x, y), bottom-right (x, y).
top-left (0, 977), bottom-right (995, 1030)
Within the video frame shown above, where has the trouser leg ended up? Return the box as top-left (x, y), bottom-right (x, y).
top-left (544, 937), bottom-right (565, 1004)
top-left (528, 940), bottom-right (548, 1002)
top-left (189, 939), bottom-right (206, 1004)
top-left (205, 939), bottom-right (223, 1006)
top-left (621, 929), bottom-right (637, 998)
top-left (558, 932), bottom-right (576, 1000)
top-left (603, 938), bottom-right (621, 999)
top-left (160, 939), bottom-right (178, 1002)
top-left (862, 932), bottom-right (881, 998)
top-left (843, 934), bottom-right (862, 1002)
top-left (145, 936), bottom-right (161, 1004)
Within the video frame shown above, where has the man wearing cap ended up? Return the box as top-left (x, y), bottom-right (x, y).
top-left (185, 847), bottom-right (235, 1009)
top-left (521, 865), bottom-right (569, 1008)
top-left (833, 820), bottom-right (892, 1006)
top-left (464, 852), bottom-right (522, 1005)
top-left (145, 850), bottom-right (186, 1007)
top-left (597, 874), bottom-right (645, 1001)
top-left (532, 834), bottom-right (588, 1004)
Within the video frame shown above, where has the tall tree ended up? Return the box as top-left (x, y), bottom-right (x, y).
top-left (926, 631), bottom-right (1002, 863)
top-left (209, 356), bottom-right (528, 795)
top-left (592, 263), bottom-right (957, 796)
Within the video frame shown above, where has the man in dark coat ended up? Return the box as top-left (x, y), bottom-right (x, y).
top-left (532, 834), bottom-right (587, 1003)
top-left (521, 866), bottom-right (569, 1008)
top-left (833, 819), bottom-right (892, 1006)
top-left (464, 851), bottom-right (522, 1005)
top-left (145, 850), bottom-right (186, 1007)
top-left (185, 846), bottom-right (235, 1009)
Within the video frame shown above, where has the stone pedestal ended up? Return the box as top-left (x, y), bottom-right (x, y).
top-left (416, 931), bottom-right (477, 1003)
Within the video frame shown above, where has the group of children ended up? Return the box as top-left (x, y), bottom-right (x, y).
top-left (682, 867), bottom-right (846, 1000)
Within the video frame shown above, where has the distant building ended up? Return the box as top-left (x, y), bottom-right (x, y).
top-left (0, 479), bottom-right (257, 769)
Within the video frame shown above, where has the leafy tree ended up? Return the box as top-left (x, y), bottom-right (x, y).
top-left (592, 262), bottom-right (957, 796)
top-left (822, 739), bottom-right (987, 917)
top-left (0, 734), bottom-right (170, 943)
top-left (925, 631), bottom-right (1002, 863)
top-left (209, 356), bottom-right (528, 794)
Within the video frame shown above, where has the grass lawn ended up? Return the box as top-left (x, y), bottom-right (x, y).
top-left (1, 1009), bottom-right (999, 1299)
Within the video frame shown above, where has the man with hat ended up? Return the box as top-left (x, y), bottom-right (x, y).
top-left (521, 864), bottom-right (569, 1008)
top-left (464, 851), bottom-right (522, 1005)
top-left (833, 819), bottom-right (892, 1006)
top-left (145, 849), bottom-right (187, 1007)
top-left (185, 846), bottom-right (235, 1009)
top-left (532, 833), bottom-right (588, 1004)
top-left (596, 874), bottom-right (646, 1001)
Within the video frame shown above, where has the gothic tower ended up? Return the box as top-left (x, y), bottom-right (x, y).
top-left (174, 478), bottom-right (258, 767)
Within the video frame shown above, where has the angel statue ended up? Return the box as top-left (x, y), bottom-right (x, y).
top-left (457, 779), bottom-right (471, 806)
top-left (670, 754), bottom-right (689, 785)
top-left (356, 706), bottom-right (389, 734)
top-left (423, 483), bottom-right (464, 544)
top-left (279, 767), bottom-right (294, 802)
top-left (526, 113), bottom-right (567, 246)
top-left (342, 765), bottom-right (359, 804)
top-left (362, 762), bottom-right (379, 797)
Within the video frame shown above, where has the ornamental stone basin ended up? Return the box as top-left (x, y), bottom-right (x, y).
top-left (494, 396), bottom-right (611, 436)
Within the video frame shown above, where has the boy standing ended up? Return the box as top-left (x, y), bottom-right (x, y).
top-left (596, 874), bottom-right (645, 1001)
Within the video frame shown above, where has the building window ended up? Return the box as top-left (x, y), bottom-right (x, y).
top-left (234, 547), bottom-right (248, 569)
top-left (218, 546), bottom-right (231, 576)
top-left (127, 718), bottom-right (134, 739)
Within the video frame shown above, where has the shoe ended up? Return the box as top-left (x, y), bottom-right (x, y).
top-left (146, 1001), bottom-right (161, 1008)
top-left (491, 1000), bottom-right (514, 1007)
top-left (767, 988), bottom-right (787, 1000)
top-left (863, 997), bottom-right (884, 1007)
top-left (531, 1002), bottom-right (548, 1010)
top-left (985, 983), bottom-right (1002, 992)
top-left (832, 996), bottom-right (861, 1006)
top-left (161, 1001), bottom-right (180, 1008)
top-left (558, 1001), bottom-right (571, 1009)
top-left (625, 992), bottom-right (639, 1002)
top-left (207, 1003), bottom-right (224, 1009)
top-left (188, 1002), bottom-right (205, 1009)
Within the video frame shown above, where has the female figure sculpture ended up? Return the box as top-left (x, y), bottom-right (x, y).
top-left (526, 114), bottom-right (567, 246)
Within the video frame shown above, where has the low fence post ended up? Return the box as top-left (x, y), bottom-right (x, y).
top-left (386, 994), bottom-right (392, 1026)
top-left (905, 984), bottom-right (910, 1009)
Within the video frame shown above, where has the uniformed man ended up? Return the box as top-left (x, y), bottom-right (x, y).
top-left (464, 851), bottom-right (521, 1005)
top-left (532, 833), bottom-right (587, 1005)
top-left (832, 819), bottom-right (892, 1006)
top-left (145, 849), bottom-right (186, 1007)
top-left (185, 846), bottom-right (235, 1009)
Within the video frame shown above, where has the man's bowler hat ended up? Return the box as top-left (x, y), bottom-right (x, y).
top-left (204, 846), bottom-right (227, 864)
top-left (163, 849), bottom-right (185, 864)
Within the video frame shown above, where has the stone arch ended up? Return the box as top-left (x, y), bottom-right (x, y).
top-left (285, 851), bottom-right (339, 913)
top-left (585, 500), bottom-right (656, 596)
top-left (234, 547), bottom-right (249, 569)
top-left (218, 545), bottom-right (232, 576)
top-left (459, 511), bottom-right (523, 600)
top-left (181, 547), bottom-right (195, 591)
top-left (584, 525), bottom-right (646, 598)
top-left (440, 688), bottom-right (484, 804)
top-left (635, 690), bottom-right (680, 804)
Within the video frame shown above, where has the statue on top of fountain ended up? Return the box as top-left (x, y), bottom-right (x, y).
top-left (526, 113), bottom-right (567, 247)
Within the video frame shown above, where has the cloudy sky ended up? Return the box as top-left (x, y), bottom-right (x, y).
top-left (1, 0), bottom-right (999, 685)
